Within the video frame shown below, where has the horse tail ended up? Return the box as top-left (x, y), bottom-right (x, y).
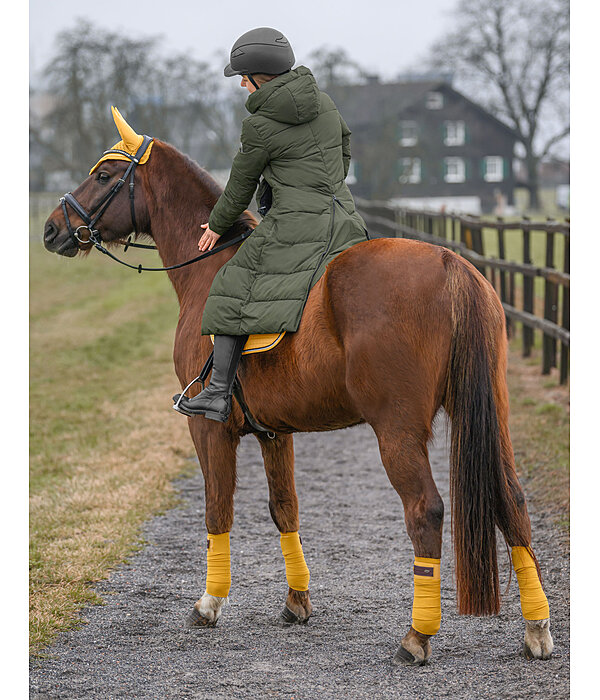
top-left (441, 248), bottom-right (525, 616)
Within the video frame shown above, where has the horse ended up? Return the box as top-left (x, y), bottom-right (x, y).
top-left (43, 125), bottom-right (553, 664)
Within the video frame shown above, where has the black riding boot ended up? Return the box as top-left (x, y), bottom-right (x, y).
top-left (173, 335), bottom-right (248, 422)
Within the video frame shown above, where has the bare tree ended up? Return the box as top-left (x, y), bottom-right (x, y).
top-left (426, 0), bottom-right (569, 209)
top-left (308, 47), bottom-right (369, 88)
top-left (30, 20), bottom-right (242, 187)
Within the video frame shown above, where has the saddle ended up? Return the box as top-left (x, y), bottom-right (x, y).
top-left (210, 332), bottom-right (286, 356)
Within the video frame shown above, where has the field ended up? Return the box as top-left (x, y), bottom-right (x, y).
top-left (29, 204), bottom-right (569, 653)
top-left (29, 226), bottom-right (195, 653)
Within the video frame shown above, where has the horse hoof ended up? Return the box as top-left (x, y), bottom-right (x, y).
top-left (279, 605), bottom-right (309, 625)
top-left (394, 645), bottom-right (422, 666)
top-left (184, 606), bottom-right (217, 629)
top-left (523, 618), bottom-right (554, 660)
top-left (394, 627), bottom-right (432, 666)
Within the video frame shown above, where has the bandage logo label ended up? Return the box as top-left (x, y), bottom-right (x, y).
top-left (414, 565), bottom-right (434, 577)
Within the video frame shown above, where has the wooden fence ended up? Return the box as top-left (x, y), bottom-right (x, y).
top-left (355, 198), bottom-right (570, 384)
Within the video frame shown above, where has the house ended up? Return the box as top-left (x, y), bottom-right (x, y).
top-left (328, 77), bottom-right (520, 215)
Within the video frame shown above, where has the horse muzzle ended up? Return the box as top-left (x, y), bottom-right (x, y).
top-left (43, 219), bottom-right (79, 257)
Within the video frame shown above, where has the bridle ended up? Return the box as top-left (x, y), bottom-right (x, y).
top-left (60, 135), bottom-right (153, 249)
top-left (58, 135), bottom-right (254, 273)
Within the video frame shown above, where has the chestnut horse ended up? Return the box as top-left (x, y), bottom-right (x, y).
top-left (43, 136), bottom-right (553, 663)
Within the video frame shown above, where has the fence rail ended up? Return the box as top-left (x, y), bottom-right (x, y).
top-left (355, 198), bottom-right (570, 384)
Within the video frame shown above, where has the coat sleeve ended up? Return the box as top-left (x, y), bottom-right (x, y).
top-left (208, 120), bottom-right (270, 235)
top-left (339, 114), bottom-right (351, 178)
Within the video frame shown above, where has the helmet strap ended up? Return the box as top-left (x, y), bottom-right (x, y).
top-left (247, 73), bottom-right (261, 90)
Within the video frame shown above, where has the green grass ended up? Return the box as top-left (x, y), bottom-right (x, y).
top-left (506, 330), bottom-right (570, 529)
top-left (29, 217), bottom-right (195, 653)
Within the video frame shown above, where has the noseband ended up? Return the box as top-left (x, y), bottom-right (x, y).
top-left (60, 135), bottom-right (154, 248)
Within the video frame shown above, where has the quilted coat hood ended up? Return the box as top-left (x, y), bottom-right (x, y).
top-left (245, 65), bottom-right (320, 125)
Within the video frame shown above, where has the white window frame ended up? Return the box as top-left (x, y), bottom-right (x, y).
top-left (426, 91), bottom-right (444, 109)
top-left (399, 157), bottom-right (421, 184)
top-left (444, 120), bottom-right (465, 146)
top-left (484, 156), bottom-right (504, 182)
top-left (444, 157), bottom-right (465, 183)
top-left (399, 120), bottom-right (418, 146)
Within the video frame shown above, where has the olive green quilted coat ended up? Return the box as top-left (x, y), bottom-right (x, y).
top-left (201, 65), bottom-right (368, 336)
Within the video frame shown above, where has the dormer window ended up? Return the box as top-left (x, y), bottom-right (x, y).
top-left (426, 91), bottom-right (444, 109)
top-left (444, 121), bottom-right (465, 146)
top-left (399, 121), bottom-right (418, 146)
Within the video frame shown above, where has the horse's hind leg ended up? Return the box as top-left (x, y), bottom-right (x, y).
top-left (493, 362), bottom-right (553, 659)
top-left (372, 421), bottom-right (444, 665)
top-left (256, 432), bottom-right (312, 624)
top-left (185, 420), bottom-right (239, 628)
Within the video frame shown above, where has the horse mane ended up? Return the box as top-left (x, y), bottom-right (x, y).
top-left (155, 140), bottom-right (257, 241)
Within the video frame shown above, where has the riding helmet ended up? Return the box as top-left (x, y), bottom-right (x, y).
top-left (224, 27), bottom-right (295, 77)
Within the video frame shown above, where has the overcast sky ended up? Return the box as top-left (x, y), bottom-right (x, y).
top-left (29, 0), bottom-right (459, 83)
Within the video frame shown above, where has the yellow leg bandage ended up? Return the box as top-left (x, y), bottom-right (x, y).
top-left (511, 546), bottom-right (549, 620)
top-left (280, 532), bottom-right (310, 591)
top-left (412, 557), bottom-right (441, 636)
top-left (206, 532), bottom-right (231, 598)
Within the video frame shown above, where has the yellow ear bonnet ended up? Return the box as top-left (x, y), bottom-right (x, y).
top-left (89, 106), bottom-right (154, 174)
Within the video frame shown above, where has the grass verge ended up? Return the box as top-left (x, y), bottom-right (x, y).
top-left (506, 328), bottom-right (570, 535)
top-left (29, 238), bottom-right (195, 654)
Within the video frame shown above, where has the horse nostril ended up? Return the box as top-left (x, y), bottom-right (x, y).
top-left (44, 220), bottom-right (58, 244)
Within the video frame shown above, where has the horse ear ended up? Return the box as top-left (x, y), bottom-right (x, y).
top-left (111, 106), bottom-right (143, 153)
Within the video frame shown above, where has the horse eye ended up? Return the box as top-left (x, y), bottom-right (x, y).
top-left (97, 172), bottom-right (110, 183)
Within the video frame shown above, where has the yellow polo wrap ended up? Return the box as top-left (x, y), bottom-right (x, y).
top-left (206, 532), bottom-right (231, 598)
top-left (511, 546), bottom-right (550, 620)
top-left (280, 532), bottom-right (310, 591)
top-left (412, 557), bottom-right (441, 636)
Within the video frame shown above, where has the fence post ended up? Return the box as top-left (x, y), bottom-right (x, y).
top-left (497, 220), bottom-right (510, 336)
top-left (508, 269), bottom-right (516, 339)
top-left (560, 231), bottom-right (570, 384)
top-left (522, 220), bottom-right (534, 357)
top-left (542, 226), bottom-right (558, 374)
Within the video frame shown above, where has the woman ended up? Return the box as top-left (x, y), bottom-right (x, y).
top-left (175, 27), bottom-right (369, 421)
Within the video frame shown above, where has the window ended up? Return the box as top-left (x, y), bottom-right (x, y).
top-left (398, 157), bottom-right (421, 184)
top-left (483, 156), bottom-right (504, 182)
top-left (426, 91), bottom-right (443, 109)
top-left (399, 121), bottom-right (418, 146)
top-left (444, 157), bottom-right (465, 183)
top-left (444, 121), bottom-right (465, 146)
top-left (345, 161), bottom-right (357, 185)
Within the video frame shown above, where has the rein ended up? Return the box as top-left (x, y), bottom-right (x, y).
top-left (59, 135), bottom-right (255, 273)
top-left (84, 227), bottom-right (254, 274)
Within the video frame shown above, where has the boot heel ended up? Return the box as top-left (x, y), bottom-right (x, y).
top-left (203, 410), bottom-right (228, 423)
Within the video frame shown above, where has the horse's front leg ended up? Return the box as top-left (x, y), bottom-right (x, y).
top-left (185, 419), bottom-right (239, 628)
top-left (256, 432), bottom-right (312, 624)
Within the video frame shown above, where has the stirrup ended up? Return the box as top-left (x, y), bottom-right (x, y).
top-left (172, 352), bottom-right (214, 416)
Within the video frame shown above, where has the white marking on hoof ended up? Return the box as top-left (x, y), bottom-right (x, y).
top-left (195, 592), bottom-right (227, 624)
top-left (524, 618), bottom-right (554, 660)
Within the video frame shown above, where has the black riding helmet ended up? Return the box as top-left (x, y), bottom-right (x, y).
top-left (224, 27), bottom-right (295, 85)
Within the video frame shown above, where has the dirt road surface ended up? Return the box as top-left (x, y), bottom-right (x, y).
top-left (30, 416), bottom-right (569, 698)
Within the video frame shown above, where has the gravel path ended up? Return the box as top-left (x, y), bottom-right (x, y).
top-left (30, 415), bottom-right (569, 699)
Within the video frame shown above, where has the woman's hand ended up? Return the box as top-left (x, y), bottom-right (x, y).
top-left (198, 223), bottom-right (220, 252)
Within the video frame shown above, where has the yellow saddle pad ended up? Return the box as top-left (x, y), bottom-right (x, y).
top-left (210, 332), bottom-right (286, 355)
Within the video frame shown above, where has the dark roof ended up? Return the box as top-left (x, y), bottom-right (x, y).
top-left (326, 79), bottom-right (520, 141)
top-left (327, 80), bottom-right (444, 129)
